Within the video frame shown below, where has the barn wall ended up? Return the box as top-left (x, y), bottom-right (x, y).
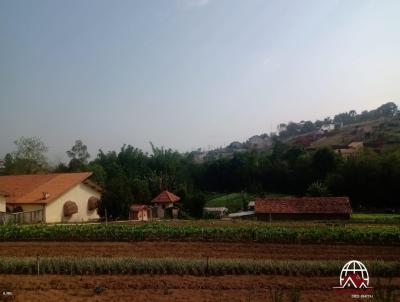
top-left (256, 213), bottom-right (350, 220)
top-left (45, 183), bottom-right (100, 223)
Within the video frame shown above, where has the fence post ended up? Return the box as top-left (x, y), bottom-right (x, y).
top-left (206, 256), bottom-right (209, 275)
top-left (37, 254), bottom-right (40, 276)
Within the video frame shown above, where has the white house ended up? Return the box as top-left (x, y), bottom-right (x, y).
top-left (0, 172), bottom-right (101, 223)
top-left (320, 124), bottom-right (335, 132)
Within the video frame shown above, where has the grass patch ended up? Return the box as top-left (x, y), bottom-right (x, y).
top-left (205, 193), bottom-right (250, 212)
top-left (205, 192), bottom-right (286, 212)
top-left (351, 213), bottom-right (400, 224)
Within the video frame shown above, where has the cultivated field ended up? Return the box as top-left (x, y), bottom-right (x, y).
top-left (2, 275), bottom-right (399, 302)
top-left (0, 220), bottom-right (398, 301)
top-left (0, 241), bottom-right (399, 260)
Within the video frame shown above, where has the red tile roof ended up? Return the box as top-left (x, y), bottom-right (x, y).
top-left (255, 197), bottom-right (351, 214)
top-left (130, 204), bottom-right (148, 211)
top-left (0, 191), bottom-right (9, 197)
top-left (0, 172), bottom-right (94, 204)
top-left (151, 190), bottom-right (180, 203)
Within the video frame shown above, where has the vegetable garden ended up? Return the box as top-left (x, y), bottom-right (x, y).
top-left (0, 223), bottom-right (398, 245)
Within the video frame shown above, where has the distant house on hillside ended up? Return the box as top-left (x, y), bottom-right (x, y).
top-left (255, 197), bottom-right (352, 220)
top-left (320, 123), bottom-right (335, 132)
top-left (277, 124), bottom-right (287, 134)
top-left (0, 172), bottom-right (101, 223)
top-left (335, 141), bottom-right (364, 156)
top-left (246, 135), bottom-right (272, 150)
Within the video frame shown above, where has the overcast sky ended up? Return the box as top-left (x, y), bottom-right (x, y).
top-left (1, 0), bottom-right (399, 163)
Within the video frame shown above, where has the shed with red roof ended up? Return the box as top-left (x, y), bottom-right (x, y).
top-left (129, 204), bottom-right (148, 221)
top-left (151, 190), bottom-right (180, 219)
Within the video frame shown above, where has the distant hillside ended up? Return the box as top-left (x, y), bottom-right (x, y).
top-left (287, 116), bottom-right (400, 151)
top-left (193, 102), bottom-right (399, 162)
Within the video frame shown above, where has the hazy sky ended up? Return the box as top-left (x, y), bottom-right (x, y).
top-left (1, 0), bottom-right (399, 162)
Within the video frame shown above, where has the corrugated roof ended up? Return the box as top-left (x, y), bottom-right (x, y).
top-left (0, 172), bottom-right (94, 204)
top-left (204, 207), bottom-right (229, 212)
top-left (228, 211), bottom-right (255, 218)
top-left (151, 191), bottom-right (180, 203)
top-left (255, 197), bottom-right (352, 214)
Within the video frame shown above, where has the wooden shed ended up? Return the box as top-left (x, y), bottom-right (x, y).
top-left (129, 204), bottom-right (148, 221)
top-left (255, 197), bottom-right (352, 221)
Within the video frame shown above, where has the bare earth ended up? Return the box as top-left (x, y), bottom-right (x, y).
top-left (0, 241), bottom-right (398, 260)
top-left (0, 275), bottom-right (398, 302)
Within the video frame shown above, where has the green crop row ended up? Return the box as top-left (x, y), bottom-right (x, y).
top-left (0, 223), bottom-right (398, 244)
top-left (0, 257), bottom-right (398, 276)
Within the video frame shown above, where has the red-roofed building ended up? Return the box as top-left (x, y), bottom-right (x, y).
top-left (151, 190), bottom-right (180, 219)
top-left (129, 204), bottom-right (148, 221)
top-left (0, 173), bottom-right (101, 223)
top-left (255, 197), bottom-right (351, 220)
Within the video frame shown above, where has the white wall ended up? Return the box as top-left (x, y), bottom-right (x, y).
top-left (0, 195), bottom-right (6, 212)
top-left (45, 183), bottom-right (101, 223)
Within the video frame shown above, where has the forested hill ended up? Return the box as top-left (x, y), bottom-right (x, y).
top-left (198, 102), bottom-right (399, 160)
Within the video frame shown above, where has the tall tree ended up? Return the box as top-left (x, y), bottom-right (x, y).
top-left (66, 140), bottom-right (90, 171)
top-left (8, 137), bottom-right (49, 174)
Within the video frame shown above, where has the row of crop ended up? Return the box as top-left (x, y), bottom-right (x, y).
top-left (0, 257), bottom-right (398, 276)
top-left (0, 223), bottom-right (398, 244)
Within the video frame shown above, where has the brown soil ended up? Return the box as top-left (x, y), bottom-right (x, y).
top-left (0, 241), bottom-right (398, 260)
top-left (0, 275), bottom-right (398, 302)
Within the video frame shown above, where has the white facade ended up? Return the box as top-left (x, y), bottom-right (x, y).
top-left (0, 195), bottom-right (6, 212)
top-left (46, 183), bottom-right (100, 223)
top-left (9, 183), bottom-right (100, 223)
top-left (321, 124), bottom-right (335, 132)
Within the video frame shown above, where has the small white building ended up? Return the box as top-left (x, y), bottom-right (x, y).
top-left (204, 207), bottom-right (229, 219)
top-left (0, 172), bottom-right (101, 223)
top-left (320, 124), bottom-right (335, 132)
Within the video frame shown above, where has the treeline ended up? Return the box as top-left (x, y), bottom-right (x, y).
top-left (278, 102), bottom-right (398, 138)
top-left (2, 136), bottom-right (400, 217)
top-left (198, 144), bottom-right (400, 211)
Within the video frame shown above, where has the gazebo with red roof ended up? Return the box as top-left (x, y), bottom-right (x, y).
top-left (151, 190), bottom-right (180, 219)
top-left (151, 190), bottom-right (180, 208)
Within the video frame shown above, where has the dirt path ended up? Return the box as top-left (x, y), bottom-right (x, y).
top-left (0, 275), bottom-right (398, 302)
top-left (0, 241), bottom-right (399, 260)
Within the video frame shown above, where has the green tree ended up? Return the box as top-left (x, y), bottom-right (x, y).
top-left (131, 177), bottom-right (151, 203)
top-left (312, 147), bottom-right (338, 180)
top-left (182, 191), bottom-right (206, 218)
top-left (8, 137), bottom-right (49, 174)
top-left (307, 181), bottom-right (329, 197)
top-left (98, 169), bottom-right (132, 220)
top-left (66, 140), bottom-right (90, 171)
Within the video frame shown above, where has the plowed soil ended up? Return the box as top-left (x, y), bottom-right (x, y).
top-left (0, 241), bottom-right (398, 260)
top-left (0, 275), bottom-right (398, 302)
